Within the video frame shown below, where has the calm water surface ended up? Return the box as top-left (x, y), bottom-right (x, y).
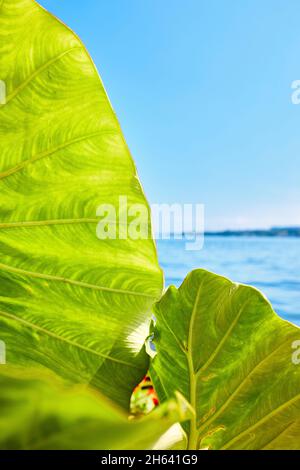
top-left (157, 237), bottom-right (300, 325)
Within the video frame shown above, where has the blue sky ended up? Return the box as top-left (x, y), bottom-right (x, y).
top-left (39, 0), bottom-right (300, 230)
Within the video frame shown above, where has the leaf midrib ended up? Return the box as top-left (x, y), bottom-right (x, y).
top-left (186, 282), bottom-right (203, 449)
top-left (185, 282), bottom-right (243, 448)
top-left (184, 284), bottom-right (256, 448)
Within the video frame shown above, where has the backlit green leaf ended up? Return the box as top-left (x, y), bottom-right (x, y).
top-left (150, 269), bottom-right (300, 449)
top-left (0, 0), bottom-right (163, 409)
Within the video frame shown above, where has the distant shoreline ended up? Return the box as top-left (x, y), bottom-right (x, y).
top-left (204, 227), bottom-right (300, 237)
top-left (174, 228), bottom-right (300, 238)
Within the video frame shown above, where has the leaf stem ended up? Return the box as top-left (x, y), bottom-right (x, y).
top-left (186, 284), bottom-right (202, 450)
top-left (187, 353), bottom-right (198, 450)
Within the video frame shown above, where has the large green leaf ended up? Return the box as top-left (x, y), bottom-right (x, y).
top-left (150, 269), bottom-right (300, 450)
top-left (0, 367), bottom-right (191, 450)
top-left (0, 0), bottom-right (163, 408)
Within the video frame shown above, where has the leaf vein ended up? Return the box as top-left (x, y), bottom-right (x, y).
top-left (261, 421), bottom-right (296, 450)
top-left (0, 262), bottom-right (153, 298)
top-left (0, 130), bottom-right (117, 180)
top-left (197, 338), bottom-right (294, 438)
top-left (5, 47), bottom-right (83, 104)
top-left (196, 295), bottom-right (246, 379)
top-left (0, 309), bottom-right (139, 368)
top-left (221, 393), bottom-right (300, 449)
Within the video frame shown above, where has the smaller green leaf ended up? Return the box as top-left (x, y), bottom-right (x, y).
top-left (0, 367), bottom-right (191, 450)
top-left (150, 269), bottom-right (300, 450)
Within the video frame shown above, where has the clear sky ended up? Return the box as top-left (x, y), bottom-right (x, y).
top-left (39, 0), bottom-right (300, 230)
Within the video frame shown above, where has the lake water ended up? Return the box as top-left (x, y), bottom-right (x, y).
top-left (157, 236), bottom-right (300, 326)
